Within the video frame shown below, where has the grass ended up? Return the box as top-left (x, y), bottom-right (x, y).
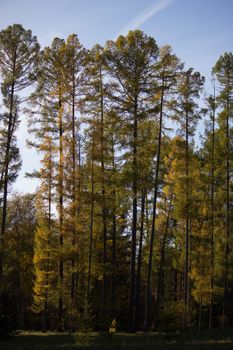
top-left (1, 330), bottom-right (233, 349)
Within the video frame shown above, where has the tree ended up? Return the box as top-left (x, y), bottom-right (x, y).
top-left (62, 35), bottom-right (85, 307)
top-left (212, 53), bottom-right (233, 328)
top-left (0, 24), bottom-right (39, 281)
top-left (33, 188), bottom-right (57, 331)
top-left (145, 45), bottom-right (182, 330)
top-left (29, 37), bottom-right (67, 329)
top-left (3, 193), bottom-right (36, 329)
top-left (104, 30), bottom-right (159, 332)
top-left (200, 85), bottom-right (217, 329)
top-left (174, 68), bottom-right (204, 329)
top-left (82, 44), bottom-right (111, 317)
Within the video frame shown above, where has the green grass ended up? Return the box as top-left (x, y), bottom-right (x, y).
top-left (1, 330), bottom-right (233, 349)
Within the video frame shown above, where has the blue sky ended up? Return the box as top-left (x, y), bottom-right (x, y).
top-left (0, 0), bottom-right (232, 193)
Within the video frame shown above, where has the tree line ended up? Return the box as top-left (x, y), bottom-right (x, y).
top-left (0, 24), bottom-right (232, 334)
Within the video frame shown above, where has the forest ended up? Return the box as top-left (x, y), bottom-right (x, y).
top-left (0, 23), bottom-right (232, 338)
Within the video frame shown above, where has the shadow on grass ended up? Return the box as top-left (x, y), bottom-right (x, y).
top-left (1, 331), bottom-right (233, 350)
top-left (0, 333), bottom-right (75, 350)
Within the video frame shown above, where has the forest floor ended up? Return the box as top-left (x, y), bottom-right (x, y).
top-left (1, 330), bottom-right (233, 349)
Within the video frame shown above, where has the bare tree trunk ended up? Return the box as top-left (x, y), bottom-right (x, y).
top-left (76, 135), bottom-right (82, 297)
top-left (174, 269), bottom-right (178, 302)
top-left (58, 95), bottom-right (64, 330)
top-left (183, 110), bottom-right (189, 331)
top-left (222, 81), bottom-right (230, 329)
top-left (71, 81), bottom-right (77, 305)
top-left (198, 299), bottom-right (202, 332)
top-left (111, 136), bottom-right (117, 308)
top-left (156, 191), bottom-right (173, 323)
top-left (128, 95), bottom-right (139, 333)
top-left (99, 67), bottom-right (108, 313)
top-left (135, 190), bottom-right (146, 330)
top-left (85, 139), bottom-right (94, 316)
top-left (43, 138), bottom-right (52, 332)
top-left (209, 90), bottom-right (215, 330)
top-left (145, 76), bottom-right (164, 331)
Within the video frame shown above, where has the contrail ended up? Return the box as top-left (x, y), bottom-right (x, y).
top-left (114, 0), bottom-right (175, 39)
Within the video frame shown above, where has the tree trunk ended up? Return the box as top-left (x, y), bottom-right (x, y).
top-left (71, 80), bottom-right (77, 304)
top-left (145, 76), bottom-right (164, 331)
top-left (183, 109), bottom-right (190, 331)
top-left (198, 300), bottom-right (202, 332)
top-left (209, 91), bottom-right (215, 330)
top-left (135, 189), bottom-right (146, 330)
top-left (0, 54), bottom-right (16, 281)
top-left (174, 269), bottom-right (178, 302)
top-left (58, 94), bottom-right (64, 330)
top-left (156, 191), bottom-right (173, 323)
top-left (100, 67), bottom-right (108, 313)
top-left (128, 95), bottom-right (138, 333)
top-left (85, 139), bottom-right (94, 316)
top-left (222, 80), bottom-right (230, 329)
top-left (111, 136), bottom-right (117, 308)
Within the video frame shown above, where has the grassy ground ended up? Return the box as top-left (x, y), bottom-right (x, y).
top-left (1, 330), bottom-right (233, 349)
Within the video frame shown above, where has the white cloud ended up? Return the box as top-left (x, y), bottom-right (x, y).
top-left (114, 0), bottom-right (175, 39)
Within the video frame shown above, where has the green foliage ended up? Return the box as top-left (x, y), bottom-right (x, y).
top-left (0, 23), bottom-right (233, 334)
top-left (1, 194), bottom-right (36, 329)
